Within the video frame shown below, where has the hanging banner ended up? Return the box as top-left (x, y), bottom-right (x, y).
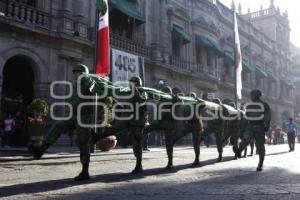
top-left (111, 48), bottom-right (144, 85)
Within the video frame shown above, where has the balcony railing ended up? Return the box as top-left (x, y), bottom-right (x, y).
top-left (110, 33), bottom-right (151, 58)
top-left (0, 0), bottom-right (49, 29)
top-left (169, 57), bottom-right (219, 81)
top-left (170, 56), bottom-right (196, 72)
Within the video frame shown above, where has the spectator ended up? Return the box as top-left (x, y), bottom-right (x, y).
top-left (284, 118), bottom-right (297, 152)
top-left (1, 114), bottom-right (15, 148)
top-left (266, 125), bottom-right (274, 145)
top-left (273, 125), bottom-right (281, 145)
top-left (14, 112), bottom-right (24, 145)
top-left (143, 111), bottom-right (150, 151)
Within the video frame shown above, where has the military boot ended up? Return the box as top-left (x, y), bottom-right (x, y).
top-left (250, 148), bottom-right (254, 156)
top-left (256, 155), bottom-right (264, 172)
top-left (29, 143), bottom-right (49, 160)
top-left (233, 145), bottom-right (242, 159)
top-left (166, 161), bottom-right (174, 169)
top-left (132, 164), bottom-right (143, 174)
top-left (192, 158), bottom-right (200, 166)
top-left (217, 153), bottom-right (223, 162)
top-left (74, 171), bottom-right (90, 181)
top-left (132, 158), bottom-right (143, 174)
top-left (243, 148), bottom-right (247, 158)
top-left (74, 165), bottom-right (90, 181)
top-left (165, 158), bottom-right (174, 169)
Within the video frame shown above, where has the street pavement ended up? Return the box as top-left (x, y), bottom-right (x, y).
top-left (1, 144), bottom-right (300, 200)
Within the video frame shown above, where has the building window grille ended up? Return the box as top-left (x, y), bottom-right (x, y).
top-left (172, 38), bottom-right (182, 58)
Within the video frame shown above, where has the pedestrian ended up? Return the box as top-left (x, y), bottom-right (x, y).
top-left (2, 113), bottom-right (15, 148)
top-left (273, 125), bottom-right (281, 145)
top-left (14, 112), bottom-right (24, 145)
top-left (234, 89), bottom-right (271, 171)
top-left (266, 125), bottom-right (273, 145)
top-left (284, 118), bottom-right (297, 152)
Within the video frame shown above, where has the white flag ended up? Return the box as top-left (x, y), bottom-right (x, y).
top-left (234, 12), bottom-right (242, 100)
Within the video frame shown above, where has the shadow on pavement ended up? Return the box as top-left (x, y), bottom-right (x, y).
top-left (2, 166), bottom-right (299, 199)
top-left (0, 154), bottom-right (237, 198)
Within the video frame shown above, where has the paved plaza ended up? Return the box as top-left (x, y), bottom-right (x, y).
top-left (1, 144), bottom-right (300, 200)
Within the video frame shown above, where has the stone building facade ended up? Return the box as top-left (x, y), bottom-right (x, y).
top-left (290, 44), bottom-right (300, 124)
top-left (0, 0), bottom-right (296, 128)
top-left (0, 0), bottom-right (97, 110)
top-left (139, 0), bottom-right (294, 125)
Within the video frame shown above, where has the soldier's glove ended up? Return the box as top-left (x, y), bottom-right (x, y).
top-left (172, 94), bottom-right (182, 103)
top-left (89, 80), bottom-right (96, 94)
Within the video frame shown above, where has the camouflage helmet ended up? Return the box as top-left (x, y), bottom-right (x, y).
top-left (228, 102), bottom-right (236, 108)
top-left (212, 98), bottom-right (221, 104)
top-left (161, 86), bottom-right (172, 95)
top-left (222, 99), bottom-right (235, 107)
top-left (129, 76), bottom-right (142, 86)
top-left (72, 64), bottom-right (89, 74)
top-left (250, 89), bottom-right (262, 98)
top-left (189, 92), bottom-right (197, 98)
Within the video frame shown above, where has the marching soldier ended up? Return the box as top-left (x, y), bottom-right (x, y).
top-left (182, 92), bottom-right (204, 165)
top-left (30, 64), bottom-right (96, 181)
top-left (203, 98), bottom-right (224, 162)
top-left (144, 86), bottom-right (177, 169)
top-left (221, 101), bottom-right (243, 159)
top-left (102, 76), bottom-right (148, 174)
top-left (234, 89), bottom-right (271, 171)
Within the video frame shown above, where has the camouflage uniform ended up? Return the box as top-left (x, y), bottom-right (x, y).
top-left (180, 96), bottom-right (204, 165)
top-left (30, 64), bottom-right (95, 181)
top-left (102, 76), bottom-right (147, 174)
top-left (221, 102), bottom-right (243, 159)
top-left (235, 90), bottom-right (271, 171)
top-left (203, 98), bottom-right (224, 162)
top-left (144, 86), bottom-right (176, 169)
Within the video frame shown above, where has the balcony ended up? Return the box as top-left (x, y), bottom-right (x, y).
top-left (170, 56), bottom-right (196, 72)
top-left (110, 33), bottom-right (151, 58)
top-left (0, 0), bottom-right (50, 29)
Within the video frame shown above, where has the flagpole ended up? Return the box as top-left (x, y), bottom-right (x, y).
top-left (233, 10), bottom-right (238, 109)
top-left (94, 1), bottom-right (101, 135)
top-left (94, 1), bottom-right (100, 74)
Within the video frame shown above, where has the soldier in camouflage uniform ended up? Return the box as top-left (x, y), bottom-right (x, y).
top-left (243, 140), bottom-right (255, 157)
top-left (180, 92), bottom-right (204, 165)
top-left (234, 89), bottom-right (271, 171)
top-left (102, 76), bottom-right (148, 174)
top-left (221, 101), bottom-right (243, 160)
top-left (144, 86), bottom-right (177, 169)
top-left (202, 98), bottom-right (224, 162)
top-left (30, 64), bottom-right (95, 181)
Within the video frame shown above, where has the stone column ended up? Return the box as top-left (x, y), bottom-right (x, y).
top-left (202, 46), bottom-right (207, 72)
top-left (74, 0), bottom-right (84, 18)
top-left (214, 54), bottom-right (218, 77)
top-left (161, 1), bottom-right (171, 63)
top-left (151, 0), bottom-right (163, 62)
top-left (61, 0), bottom-right (72, 12)
top-left (34, 83), bottom-right (51, 101)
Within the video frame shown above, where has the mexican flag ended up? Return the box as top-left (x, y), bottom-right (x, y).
top-left (96, 0), bottom-right (110, 76)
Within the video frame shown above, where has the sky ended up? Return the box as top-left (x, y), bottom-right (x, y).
top-left (219, 0), bottom-right (300, 48)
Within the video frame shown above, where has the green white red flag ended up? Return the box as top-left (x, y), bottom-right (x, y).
top-left (96, 0), bottom-right (110, 76)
